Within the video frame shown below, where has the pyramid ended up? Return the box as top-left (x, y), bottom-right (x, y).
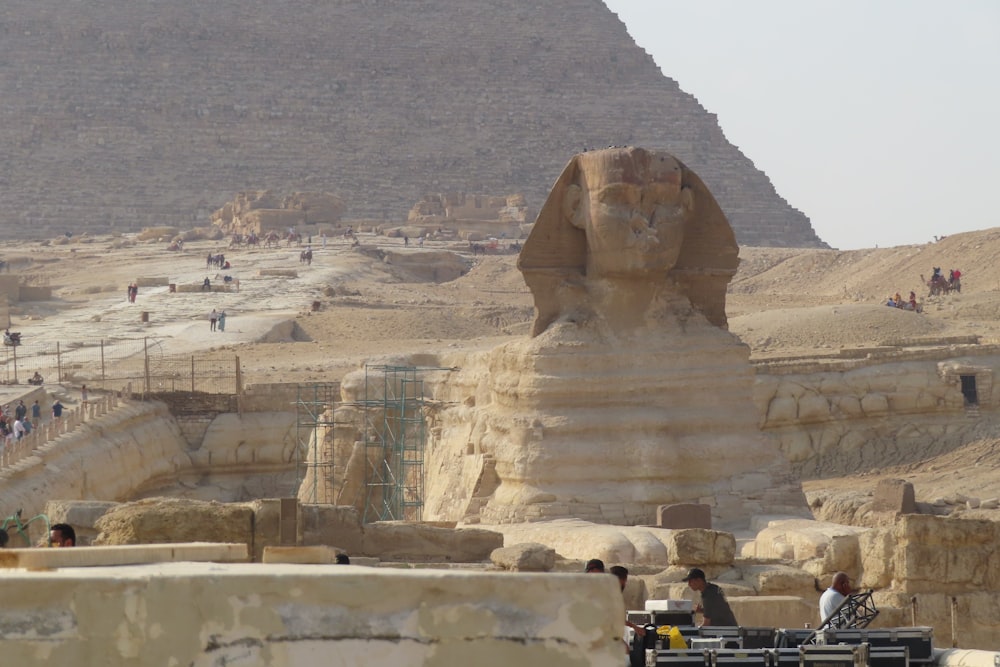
top-left (0, 0), bottom-right (826, 247)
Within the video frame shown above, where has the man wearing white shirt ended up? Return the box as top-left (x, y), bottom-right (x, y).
top-left (820, 572), bottom-right (852, 622)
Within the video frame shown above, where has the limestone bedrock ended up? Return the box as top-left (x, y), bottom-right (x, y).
top-left (417, 148), bottom-right (808, 527)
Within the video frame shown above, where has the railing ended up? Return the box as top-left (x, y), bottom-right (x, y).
top-left (0, 388), bottom-right (129, 471)
top-left (0, 338), bottom-right (240, 395)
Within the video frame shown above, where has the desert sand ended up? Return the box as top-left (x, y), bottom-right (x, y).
top-left (6, 226), bottom-right (1000, 502)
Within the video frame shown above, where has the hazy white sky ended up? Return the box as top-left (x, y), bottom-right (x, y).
top-left (603, 0), bottom-right (1000, 250)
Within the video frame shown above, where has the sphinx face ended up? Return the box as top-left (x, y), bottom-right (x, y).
top-left (575, 151), bottom-right (689, 279)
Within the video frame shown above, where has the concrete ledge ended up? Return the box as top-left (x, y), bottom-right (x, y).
top-left (175, 283), bottom-right (232, 293)
top-left (134, 276), bottom-right (170, 287)
top-left (263, 545), bottom-right (342, 564)
top-left (258, 268), bottom-right (298, 277)
top-left (0, 542), bottom-right (248, 569)
top-left (934, 649), bottom-right (1000, 667)
top-left (0, 562), bottom-right (625, 666)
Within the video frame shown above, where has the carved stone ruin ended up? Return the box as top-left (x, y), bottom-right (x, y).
top-left (416, 147), bottom-right (808, 527)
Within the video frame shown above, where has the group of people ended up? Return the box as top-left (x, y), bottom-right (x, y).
top-left (587, 559), bottom-right (738, 657)
top-left (209, 308), bottom-right (227, 332)
top-left (885, 290), bottom-right (920, 311)
top-left (586, 557), bottom-right (854, 658)
top-left (0, 399), bottom-right (43, 450)
top-left (931, 266), bottom-right (961, 285)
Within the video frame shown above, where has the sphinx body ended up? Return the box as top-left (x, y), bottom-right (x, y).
top-left (302, 147), bottom-right (806, 528)
top-left (421, 147), bottom-right (806, 527)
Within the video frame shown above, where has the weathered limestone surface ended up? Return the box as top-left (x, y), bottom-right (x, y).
top-left (483, 520), bottom-right (736, 568)
top-left (490, 542), bottom-right (557, 572)
top-left (0, 1), bottom-right (824, 248)
top-left (743, 518), bottom-right (867, 580)
top-left (2, 402), bottom-right (300, 524)
top-left (362, 522), bottom-right (504, 563)
top-left (211, 190), bottom-right (345, 234)
top-left (0, 401), bottom-right (192, 520)
top-left (93, 497), bottom-right (254, 547)
top-left (657, 503), bottom-right (712, 529)
top-left (861, 515), bottom-right (1000, 595)
top-left (0, 563), bottom-right (626, 666)
top-left (755, 354), bottom-right (1000, 476)
top-left (410, 149), bottom-right (807, 527)
top-left (727, 595), bottom-right (817, 630)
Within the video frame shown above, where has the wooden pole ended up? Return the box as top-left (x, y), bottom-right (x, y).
top-left (11, 341), bottom-right (17, 384)
top-left (57, 341), bottom-right (62, 384)
top-left (100, 339), bottom-right (106, 388)
top-left (235, 355), bottom-right (243, 416)
top-left (143, 337), bottom-right (151, 397)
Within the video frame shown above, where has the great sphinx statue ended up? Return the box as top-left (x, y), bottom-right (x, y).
top-left (310, 147), bottom-right (806, 529)
top-left (418, 147), bottom-right (806, 528)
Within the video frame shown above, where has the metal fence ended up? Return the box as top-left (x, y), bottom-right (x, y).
top-left (0, 338), bottom-right (239, 395)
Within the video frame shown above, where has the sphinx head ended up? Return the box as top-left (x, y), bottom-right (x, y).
top-left (518, 147), bottom-right (738, 335)
top-left (565, 149), bottom-right (690, 279)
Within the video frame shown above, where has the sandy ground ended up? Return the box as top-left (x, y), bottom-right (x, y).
top-left (7, 225), bottom-right (1000, 502)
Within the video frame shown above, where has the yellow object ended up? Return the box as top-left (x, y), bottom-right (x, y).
top-left (655, 625), bottom-right (687, 649)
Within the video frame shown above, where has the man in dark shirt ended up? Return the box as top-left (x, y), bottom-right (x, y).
top-left (683, 567), bottom-right (737, 627)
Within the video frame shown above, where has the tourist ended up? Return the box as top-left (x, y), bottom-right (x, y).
top-left (50, 523), bottom-right (76, 547)
top-left (52, 399), bottom-right (64, 420)
top-left (584, 558), bottom-right (605, 574)
top-left (209, 308), bottom-right (218, 332)
top-left (683, 567), bottom-right (737, 627)
top-left (820, 571), bottom-right (852, 622)
top-left (335, 553), bottom-right (351, 565)
top-left (31, 399), bottom-right (41, 424)
top-left (29, 371), bottom-right (44, 386)
top-left (611, 565), bottom-right (647, 640)
top-left (202, 276), bottom-right (211, 291)
top-left (81, 385), bottom-right (88, 409)
top-left (218, 310), bottom-right (226, 332)
top-left (15, 400), bottom-right (26, 422)
top-left (13, 417), bottom-right (26, 440)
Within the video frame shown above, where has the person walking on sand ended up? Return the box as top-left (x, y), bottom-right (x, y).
top-left (218, 310), bottom-right (226, 332)
top-left (209, 308), bottom-right (218, 332)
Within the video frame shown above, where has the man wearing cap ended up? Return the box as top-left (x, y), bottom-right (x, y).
top-left (683, 567), bottom-right (737, 627)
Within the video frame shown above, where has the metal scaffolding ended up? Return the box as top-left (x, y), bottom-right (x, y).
top-left (295, 383), bottom-right (339, 504)
top-left (360, 364), bottom-right (428, 523)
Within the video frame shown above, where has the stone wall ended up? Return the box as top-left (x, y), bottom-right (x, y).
top-left (0, 562), bottom-right (626, 666)
top-left (745, 514), bottom-right (1000, 649)
top-left (2, 400), bottom-right (299, 517)
top-left (756, 351), bottom-right (1000, 477)
top-left (0, 0), bottom-right (824, 248)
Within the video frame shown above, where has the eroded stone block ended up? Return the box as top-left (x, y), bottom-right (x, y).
top-left (657, 503), bottom-right (712, 530)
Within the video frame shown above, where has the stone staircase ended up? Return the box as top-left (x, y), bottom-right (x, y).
top-left (0, 390), bottom-right (127, 472)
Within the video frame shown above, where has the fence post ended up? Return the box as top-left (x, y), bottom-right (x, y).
top-left (191, 356), bottom-right (196, 393)
top-left (100, 339), bottom-right (106, 387)
top-left (57, 341), bottom-right (62, 383)
top-left (11, 342), bottom-right (17, 385)
top-left (143, 338), bottom-right (151, 397)
top-left (235, 355), bottom-right (243, 416)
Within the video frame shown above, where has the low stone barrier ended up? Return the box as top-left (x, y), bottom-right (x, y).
top-left (0, 562), bottom-right (625, 666)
